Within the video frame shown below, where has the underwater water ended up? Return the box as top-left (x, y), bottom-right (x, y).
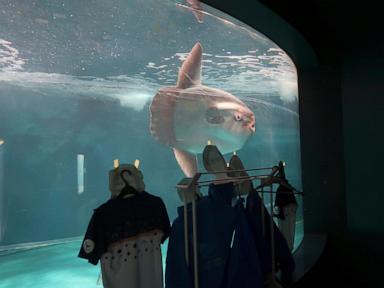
top-left (0, 0), bottom-right (303, 286)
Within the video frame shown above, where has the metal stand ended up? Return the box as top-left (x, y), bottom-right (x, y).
top-left (177, 175), bottom-right (201, 288)
top-left (269, 184), bottom-right (276, 276)
top-left (192, 197), bottom-right (199, 288)
top-left (175, 163), bottom-right (303, 288)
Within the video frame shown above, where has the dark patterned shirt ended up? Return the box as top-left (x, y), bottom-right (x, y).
top-left (78, 191), bottom-right (170, 265)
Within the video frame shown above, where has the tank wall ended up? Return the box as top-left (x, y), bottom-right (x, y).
top-left (0, 0), bottom-right (303, 246)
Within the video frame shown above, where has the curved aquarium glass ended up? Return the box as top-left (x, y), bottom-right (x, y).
top-left (0, 0), bottom-right (303, 287)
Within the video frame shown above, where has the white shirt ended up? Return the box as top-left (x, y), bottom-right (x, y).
top-left (100, 229), bottom-right (164, 288)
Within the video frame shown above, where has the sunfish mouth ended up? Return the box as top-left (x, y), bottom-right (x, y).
top-left (240, 109), bottom-right (256, 133)
top-left (249, 119), bottom-right (256, 132)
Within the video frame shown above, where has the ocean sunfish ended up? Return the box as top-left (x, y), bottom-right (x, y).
top-left (149, 42), bottom-right (255, 177)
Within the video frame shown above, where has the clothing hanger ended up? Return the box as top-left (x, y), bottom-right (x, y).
top-left (118, 169), bottom-right (138, 198)
top-left (110, 158), bottom-right (146, 199)
top-left (255, 176), bottom-right (303, 195)
top-left (180, 166), bottom-right (302, 195)
top-left (196, 174), bottom-right (274, 188)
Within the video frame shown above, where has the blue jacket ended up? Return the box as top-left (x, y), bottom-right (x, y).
top-left (166, 183), bottom-right (269, 288)
top-left (246, 191), bottom-right (295, 283)
top-left (165, 182), bottom-right (236, 288)
top-left (225, 199), bottom-right (264, 288)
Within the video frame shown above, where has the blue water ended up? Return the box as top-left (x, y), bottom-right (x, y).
top-left (0, 0), bottom-right (303, 286)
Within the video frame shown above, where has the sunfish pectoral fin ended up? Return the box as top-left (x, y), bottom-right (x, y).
top-left (176, 42), bottom-right (203, 89)
top-left (173, 148), bottom-right (198, 177)
top-left (150, 90), bottom-right (177, 146)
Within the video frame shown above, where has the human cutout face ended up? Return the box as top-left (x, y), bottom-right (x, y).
top-left (122, 167), bottom-right (145, 192)
top-left (206, 151), bottom-right (226, 172)
top-left (202, 145), bottom-right (229, 181)
top-left (109, 164), bottom-right (145, 197)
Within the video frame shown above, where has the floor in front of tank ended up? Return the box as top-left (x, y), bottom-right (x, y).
top-left (0, 222), bottom-right (303, 288)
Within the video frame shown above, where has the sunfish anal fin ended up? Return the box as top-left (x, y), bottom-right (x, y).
top-left (176, 42), bottom-right (202, 89)
top-left (173, 148), bottom-right (198, 177)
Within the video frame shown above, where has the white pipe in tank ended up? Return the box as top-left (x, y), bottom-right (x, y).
top-left (77, 154), bottom-right (85, 194)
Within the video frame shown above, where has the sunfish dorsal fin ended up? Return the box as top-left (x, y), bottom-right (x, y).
top-left (176, 42), bottom-right (202, 89)
top-left (173, 148), bottom-right (198, 177)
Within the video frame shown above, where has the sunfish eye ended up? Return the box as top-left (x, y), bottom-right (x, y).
top-left (234, 113), bottom-right (243, 121)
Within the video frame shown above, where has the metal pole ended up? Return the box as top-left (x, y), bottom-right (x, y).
top-left (197, 167), bottom-right (275, 175)
top-left (270, 184), bottom-right (275, 276)
top-left (183, 196), bottom-right (189, 266)
top-left (198, 174), bottom-right (272, 186)
top-left (192, 197), bottom-right (199, 288)
top-left (261, 187), bottom-right (265, 238)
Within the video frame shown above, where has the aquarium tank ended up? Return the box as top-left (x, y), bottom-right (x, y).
top-left (0, 0), bottom-right (303, 287)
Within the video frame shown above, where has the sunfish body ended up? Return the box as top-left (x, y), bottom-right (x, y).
top-left (149, 42), bottom-right (255, 177)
